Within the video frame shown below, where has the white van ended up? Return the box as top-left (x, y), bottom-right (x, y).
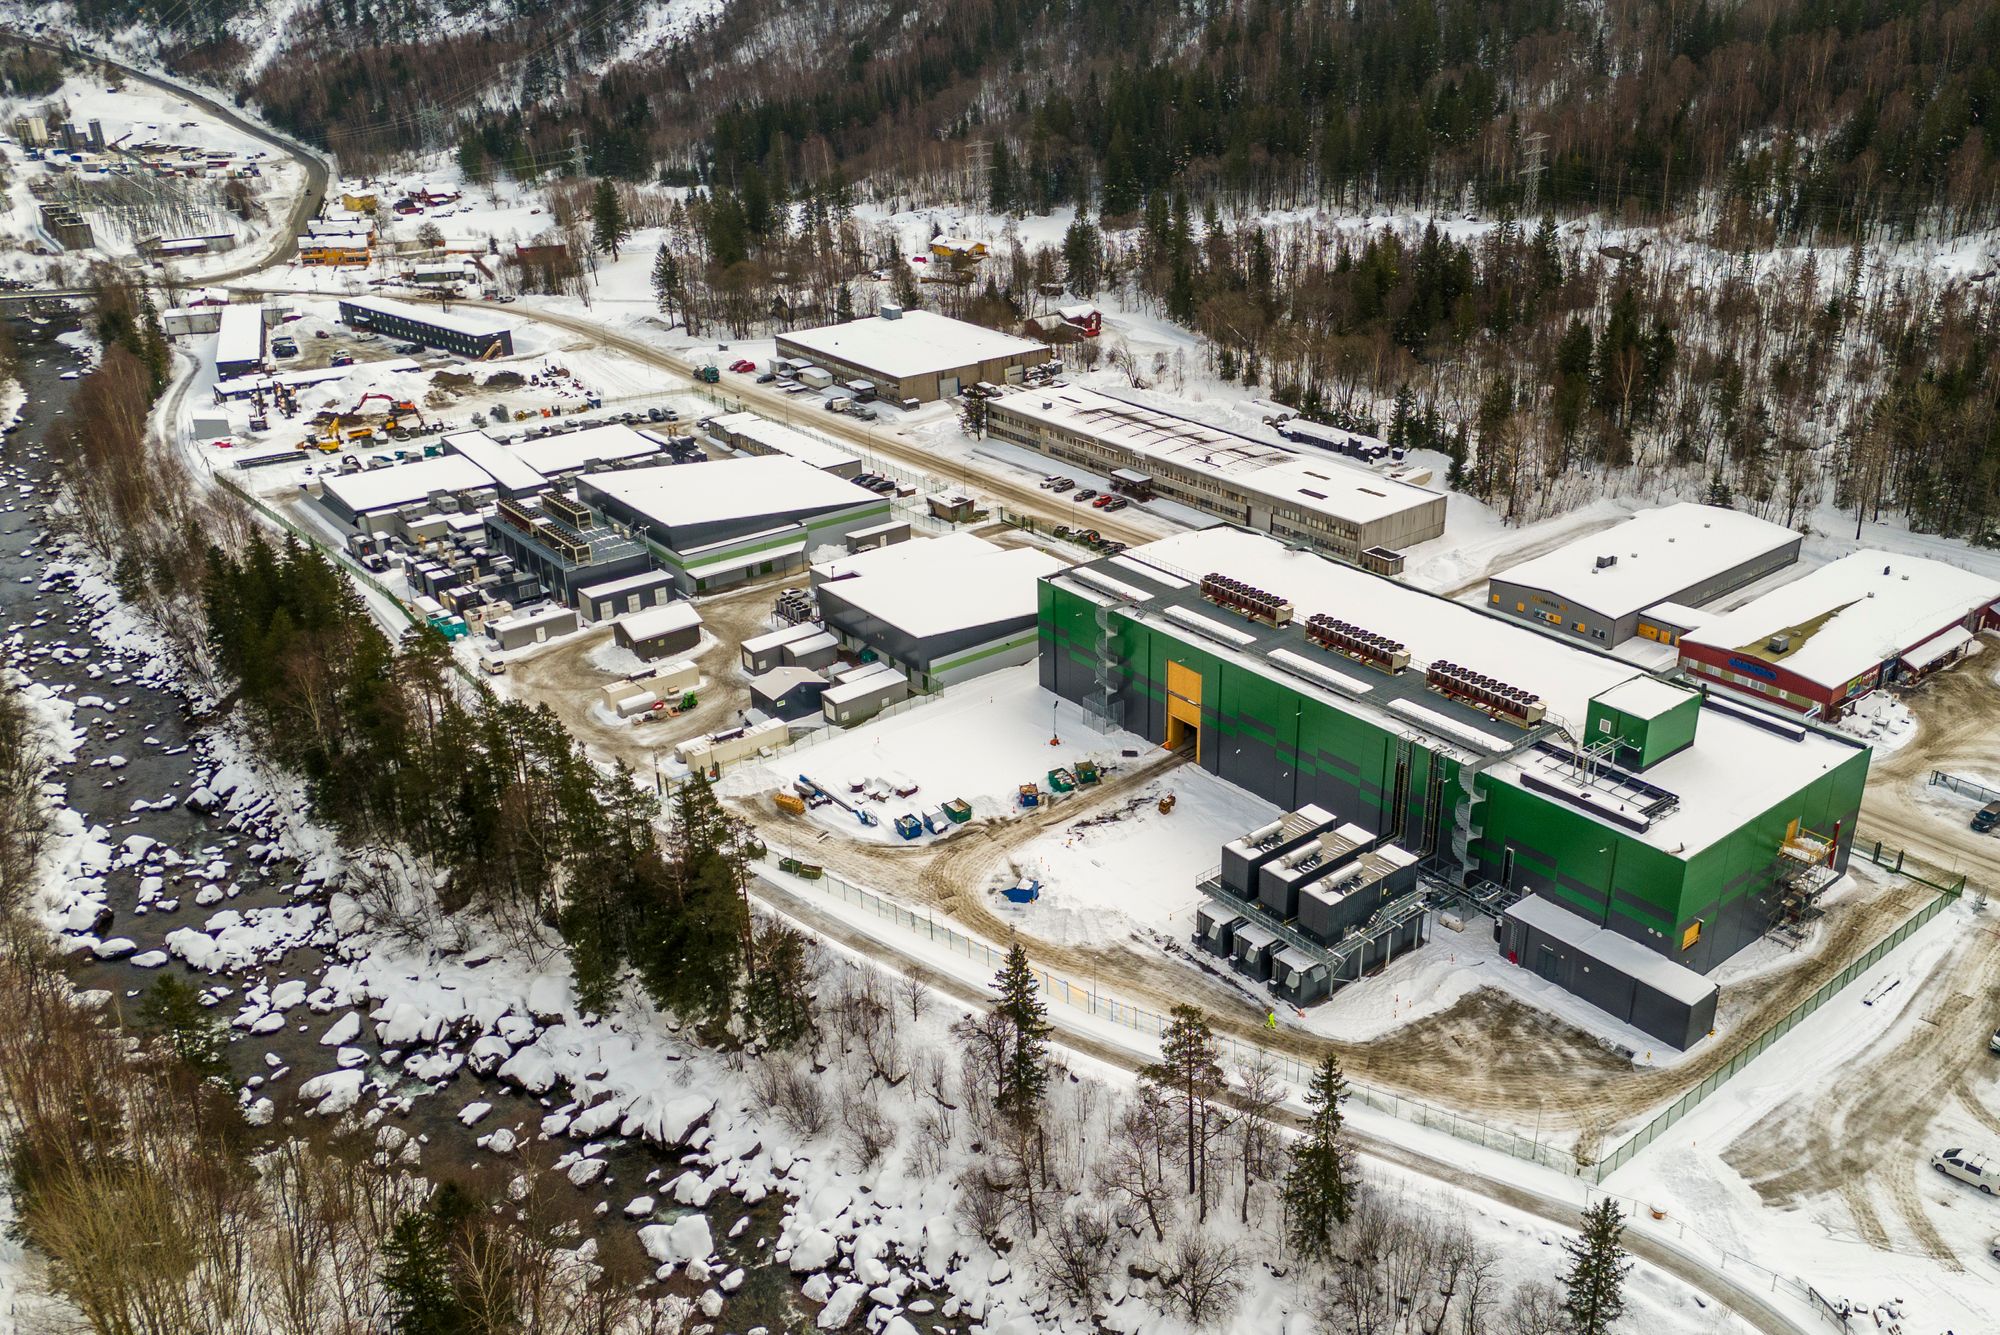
top-left (1932, 1148), bottom-right (1997, 1194)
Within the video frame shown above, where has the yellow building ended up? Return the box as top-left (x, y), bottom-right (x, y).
top-left (341, 190), bottom-right (379, 212)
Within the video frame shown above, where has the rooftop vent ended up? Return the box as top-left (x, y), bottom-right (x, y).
top-left (1595, 554), bottom-right (1618, 569)
top-left (1767, 633), bottom-right (1791, 653)
top-left (879, 302), bottom-right (903, 320)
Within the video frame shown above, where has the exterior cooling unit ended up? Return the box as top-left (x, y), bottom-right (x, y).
top-left (1304, 613), bottom-right (1410, 673)
top-left (1424, 660), bottom-right (1547, 727)
top-left (1199, 571), bottom-right (1294, 627)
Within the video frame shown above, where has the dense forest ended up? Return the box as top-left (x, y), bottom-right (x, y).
top-left (168, 0), bottom-right (2000, 244)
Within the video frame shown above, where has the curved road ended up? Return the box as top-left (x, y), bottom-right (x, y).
top-left (35, 33), bottom-right (1823, 1332)
top-left (1, 26), bottom-right (330, 283)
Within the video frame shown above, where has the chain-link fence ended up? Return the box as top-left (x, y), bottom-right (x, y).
top-left (1590, 876), bottom-right (1962, 1182)
top-left (751, 844), bottom-right (1590, 1178)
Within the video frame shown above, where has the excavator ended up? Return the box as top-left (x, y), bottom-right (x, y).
top-left (299, 394), bottom-right (425, 452)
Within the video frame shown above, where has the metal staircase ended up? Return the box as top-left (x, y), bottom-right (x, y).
top-left (1084, 599), bottom-right (1125, 729)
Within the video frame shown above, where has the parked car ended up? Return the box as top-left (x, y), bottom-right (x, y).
top-left (330, 352), bottom-right (354, 366)
top-left (1102, 496), bottom-right (1129, 511)
top-left (271, 337), bottom-right (298, 358)
top-left (756, 372), bottom-right (776, 383)
top-left (646, 406), bottom-right (667, 422)
top-left (396, 341), bottom-right (425, 355)
top-left (1072, 489), bottom-right (1099, 503)
top-left (314, 329), bottom-right (330, 339)
top-left (1091, 493), bottom-right (1114, 508)
top-left (729, 358), bottom-right (757, 373)
top-left (479, 655), bottom-right (506, 676)
top-left (1039, 474), bottom-right (1062, 489)
top-left (1048, 477), bottom-right (1075, 493)
top-left (1933, 1148), bottom-right (1997, 1194)
top-left (1974, 801), bottom-right (2000, 833)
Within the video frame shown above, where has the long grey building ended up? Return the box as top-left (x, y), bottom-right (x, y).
top-left (983, 385), bottom-right (1444, 561)
top-left (1486, 503), bottom-right (1801, 648)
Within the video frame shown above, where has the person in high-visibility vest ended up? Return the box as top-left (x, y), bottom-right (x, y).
top-left (1265, 1011), bottom-right (1278, 1030)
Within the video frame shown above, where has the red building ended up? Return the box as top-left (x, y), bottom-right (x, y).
top-left (1676, 550), bottom-right (2000, 718)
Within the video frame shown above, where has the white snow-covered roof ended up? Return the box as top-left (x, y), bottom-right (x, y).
top-left (1592, 676), bottom-right (1696, 720)
top-left (583, 456), bottom-right (875, 530)
top-left (618, 601), bottom-right (702, 640)
top-left (1492, 503), bottom-right (1800, 620)
top-left (815, 535), bottom-right (1063, 640)
top-left (708, 411), bottom-right (857, 471)
top-left (444, 430), bottom-right (544, 493)
top-left (1130, 526), bottom-right (1633, 724)
top-left (778, 311), bottom-right (1046, 380)
top-left (989, 387), bottom-right (1440, 528)
top-left (1640, 600), bottom-right (1709, 630)
top-left (214, 303), bottom-right (263, 367)
top-left (822, 665), bottom-right (907, 705)
top-left (1901, 624), bottom-right (1974, 670)
top-left (1680, 549), bottom-right (2000, 691)
top-left (1103, 527), bottom-right (1862, 857)
top-left (812, 529), bottom-right (990, 581)
top-left (340, 295), bottom-right (510, 340)
top-left (743, 622), bottom-right (826, 655)
top-left (320, 455), bottom-right (494, 514)
top-left (509, 423), bottom-right (664, 475)
top-left (1505, 894), bottom-right (1716, 1007)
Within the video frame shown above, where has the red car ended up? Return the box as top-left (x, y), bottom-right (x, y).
top-left (1092, 493), bottom-right (1115, 508)
top-left (729, 359), bottom-right (757, 373)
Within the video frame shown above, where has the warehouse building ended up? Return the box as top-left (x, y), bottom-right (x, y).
top-left (1677, 550), bottom-right (2000, 719)
top-left (337, 296), bottom-right (512, 359)
top-left (1040, 525), bottom-right (1869, 1048)
top-left (576, 569), bottom-right (676, 622)
top-left (213, 303), bottom-right (266, 378)
top-left (316, 455), bottom-right (498, 529)
top-left (579, 456), bottom-right (892, 594)
top-left (705, 411), bottom-right (861, 478)
top-left (775, 307), bottom-right (1048, 403)
top-left (985, 386), bottom-right (1445, 562)
top-left (811, 533), bottom-right (1064, 690)
top-left (1488, 503), bottom-right (1802, 648)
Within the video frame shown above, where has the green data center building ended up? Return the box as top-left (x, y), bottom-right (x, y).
top-left (1040, 527), bottom-right (1870, 1047)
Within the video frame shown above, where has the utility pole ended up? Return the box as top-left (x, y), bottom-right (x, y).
top-left (1520, 131), bottom-right (1549, 216)
top-left (415, 102), bottom-right (447, 155)
top-left (568, 128), bottom-right (587, 181)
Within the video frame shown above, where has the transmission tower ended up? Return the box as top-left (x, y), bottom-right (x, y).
top-left (569, 129), bottom-right (588, 180)
top-left (1520, 131), bottom-right (1549, 215)
top-left (964, 138), bottom-right (991, 205)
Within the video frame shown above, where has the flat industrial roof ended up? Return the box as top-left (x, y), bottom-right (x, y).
top-left (582, 456), bottom-right (874, 531)
top-left (708, 411), bottom-right (857, 471)
top-left (1493, 503), bottom-right (1800, 620)
top-left (214, 303), bottom-right (263, 366)
top-left (823, 665), bottom-right (907, 704)
top-left (320, 455), bottom-right (494, 514)
top-left (1680, 549), bottom-right (2000, 690)
top-left (577, 569), bottom-right (674, 601)
top-left (778, 311), bottom-right (1046, 380)
top-left (989, 386), bottom-right (1440, 527)
top-left (816, 534), bottom-right (1064, 640)
top-left (508, 423), bottom-right (664, 475)
top-left (340, 295), bottom-right (509, 340)
top-left (1069, 527), bottom-right (1862, 856)
top-left (444, 430), bottom-right (544, 493)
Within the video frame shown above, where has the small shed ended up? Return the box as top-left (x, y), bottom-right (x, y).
top-left (1499, 894), bottom-right (1718, 1049)
top-left (489, 605), bottom-right (578, 651)
top-left (1109, 468), bottom-right (1154, 501)
top-left (928, 493), bottom-right (976, 523)
top-left (821, 664), bottom-right (908, 726)
top-left (781, 630), bottom-right (841, 671)
top-left (844, 520), bottom-right (912, 554)
top-left (749, 666), bottom-right (828, 721)
top-left (613, 601), bottom-right (703, 661)
top-left (741, 621), bottom-right (826, 673)
top-left (577, 569), bottom-right (676, 623)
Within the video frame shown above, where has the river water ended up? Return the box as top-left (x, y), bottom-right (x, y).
top-left (1, 319), bottom-right (813, 1329)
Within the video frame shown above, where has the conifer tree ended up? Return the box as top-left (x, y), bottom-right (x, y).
top-left (590, 179), bottom-right (629, 259)
top-left (1281, 1053), bottom-right (1356, 1262)
top-left (1141, 1004), bottom-right (1229, 1219)
top-left (1561, 1198), bottom-right (1632, 1335)
top-left (137, 975), bottom-right (228, 1080)
top-left (991, 940), bottom-right (1051, 1123)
